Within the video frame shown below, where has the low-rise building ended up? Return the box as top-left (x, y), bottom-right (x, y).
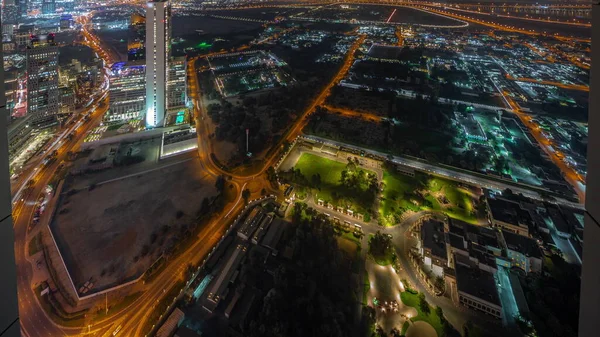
top-left (501, 230), bottom-right (542, 274)
top-left (486, 197), bottom-right (532, 237)
top-left (204, 244), bottom-right (248, 312)
top-left (237, 208), bottom-right (264, 241)
top-left (420, 219), bottom-right (447, 277)
top-left (455, 264), bottom-right (502, 319)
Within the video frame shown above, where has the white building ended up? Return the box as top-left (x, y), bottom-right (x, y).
top-left (145, 0), bottom-right (171, 128)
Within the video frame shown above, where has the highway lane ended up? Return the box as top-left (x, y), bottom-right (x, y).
top-left (15, 102), bottom-right (110, 337)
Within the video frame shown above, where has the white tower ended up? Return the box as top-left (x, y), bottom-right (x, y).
top-left (145, 0), bottom-right (171, 128)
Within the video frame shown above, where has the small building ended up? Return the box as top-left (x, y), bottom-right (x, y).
top-left (204, 244), bottom-right (248, 312)
top-left (251, 214), bottom-right (273, 245)
top-left (420, 219), bottom-right (447, 277)
top-left (547, 207), bottom-right (571, 239)
top-left (486, 197), bottom-right (531, 237)
top-left (261, 219), bottom-right (286, 256)
top-left (237, 208), bottom-right (264, 241)
top-left (455, 264), bottom-right (502, 319)
top-left (156, 308), bottom-right (185, 337)
top-left (501, 230), bottom-right (542, 274)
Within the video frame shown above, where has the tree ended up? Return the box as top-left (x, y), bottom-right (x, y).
top-left (242, 189), bottom-right (251, 204)
top-left (215, 175), bottom-right (226, 192)
top-left (436, 306), bottom-right (445, 322)
top-left (419, 293), bottom-right (430, 315)
top-left (435, 276), bottom-right (445, 292)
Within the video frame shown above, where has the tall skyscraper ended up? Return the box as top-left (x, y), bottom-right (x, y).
top-left (26, 33), bottom-right (59, 128)
top-left (167, 56), bottom-right (186, 109)
top-left (145, 0), bottom-right (171, 128)
top-left (108, 61), bottom-right (146, 122)
top-left (41, 0), bottom-right (55, 15)
top-left (0, 12), bottom-right (21, 337)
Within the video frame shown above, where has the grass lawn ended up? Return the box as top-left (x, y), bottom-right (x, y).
top-left (293, 153), bottom-right (377, 213)
top-left (401, 321), bottom-right (410, 335)
top-left (379, 171), bottom-right (478, 226)
top-left (337, 237), bottom-right (358, 260)
top-left (400, 291), bottom-right (444, 337)
top-left (379, 170), bottom-right (422, 226)
top-left (340, 230), bottom-right (362, 247)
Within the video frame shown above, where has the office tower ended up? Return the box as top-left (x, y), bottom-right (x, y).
top-left (107, 61), bottom-right (146, 122)
top-left (167, 56), bottom-right (186, 109)
top-left (2, 2), bottom-right (19, 25)
top-left (18, 0), bottom-right (27, 18)
top-left (41, 0), bottom-right (55, 15)
top-left (145, 0), bottom-right (171, 128)
top-left (26, 33), bottom-right (59, 128)
top-left (0, 12), bottom-right (21, 337)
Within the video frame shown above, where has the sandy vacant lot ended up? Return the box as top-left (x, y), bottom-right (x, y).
top-left (51, 157), bottom-right (217, 293)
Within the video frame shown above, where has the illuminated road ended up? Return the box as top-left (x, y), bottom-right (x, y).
top-left (322, 104), bottom-right (384, 122)
top-left (500, 92), bottom-right (586, 202)
top-left (506, 74), bottom-right (589, 92)
top-left (412, 4), bottom-right (591, 43)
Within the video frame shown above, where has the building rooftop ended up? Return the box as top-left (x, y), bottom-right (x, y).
top-left (487, 197), bottom-right (531, 229)
top-left (261, 218), bottom-right (287, 253)
top-left (205, 244), bottom-right (247, 310)
top-left (367, 44), bottom-right (403, 60)
top-left (421, 219), bottom-right (447, 260)
top-left (502, 230), bottom-right (542, 259)
top-left (455, 264), bottom-right (501, 307)
top-left (548, 207), bottom-right (570, 235)
top-left (449, 218), bottom-right (501, 250)
top-left (238, 208), bottom-right (264, 241)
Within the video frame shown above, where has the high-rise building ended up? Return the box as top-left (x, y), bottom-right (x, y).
top-left (26, 33), bottom-right (59, 128)
top-left (41, 0), bottom-right (55, 15)
top-left (2, 3), bottom-right (19, 25)
top-left (145, 0), bottom-right (171, 128)
top-left (0, 12), bottom-right (21, 337)
top-left (18, 0), bottom-right (28, 18)
top-left (108, 61), bottom-right (146, 122)
top-left (167, 56), bottom-right (186, 109)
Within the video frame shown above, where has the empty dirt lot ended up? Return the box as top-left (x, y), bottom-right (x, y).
top-left (50, 157), bottom-right (217, 293)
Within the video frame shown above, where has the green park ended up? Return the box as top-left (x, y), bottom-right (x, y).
top-left (281, 152), bottom-right (481, 227)
top-left (281, 152), bottom-right (379, 215)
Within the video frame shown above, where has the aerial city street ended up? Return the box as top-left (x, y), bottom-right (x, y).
top-left (0, 0), bottom-right (591, 337)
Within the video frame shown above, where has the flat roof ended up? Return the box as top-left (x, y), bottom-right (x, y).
top-left (367, 44), bottom-right (403, 60)
top-left (206, 244), bottom-right (247, 307)
top-left (456, 264), bottom-right (501, 307)
top-left (502, 230), bottom-right (541, 259)
top-left (449, 219), bottom-right (500, 250)
top-left (548, 207), bottom-right (570, 235)
top-left (487, 197), bottom-right (531, 228)
top-left (251, 214), bottom-right (273, 244)
top-left (262, 218), bottom-right (286, 252)
top-left (238, 208), bottom-right (264, 240)
top-left (421, 219), bottom-right (447, 260)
